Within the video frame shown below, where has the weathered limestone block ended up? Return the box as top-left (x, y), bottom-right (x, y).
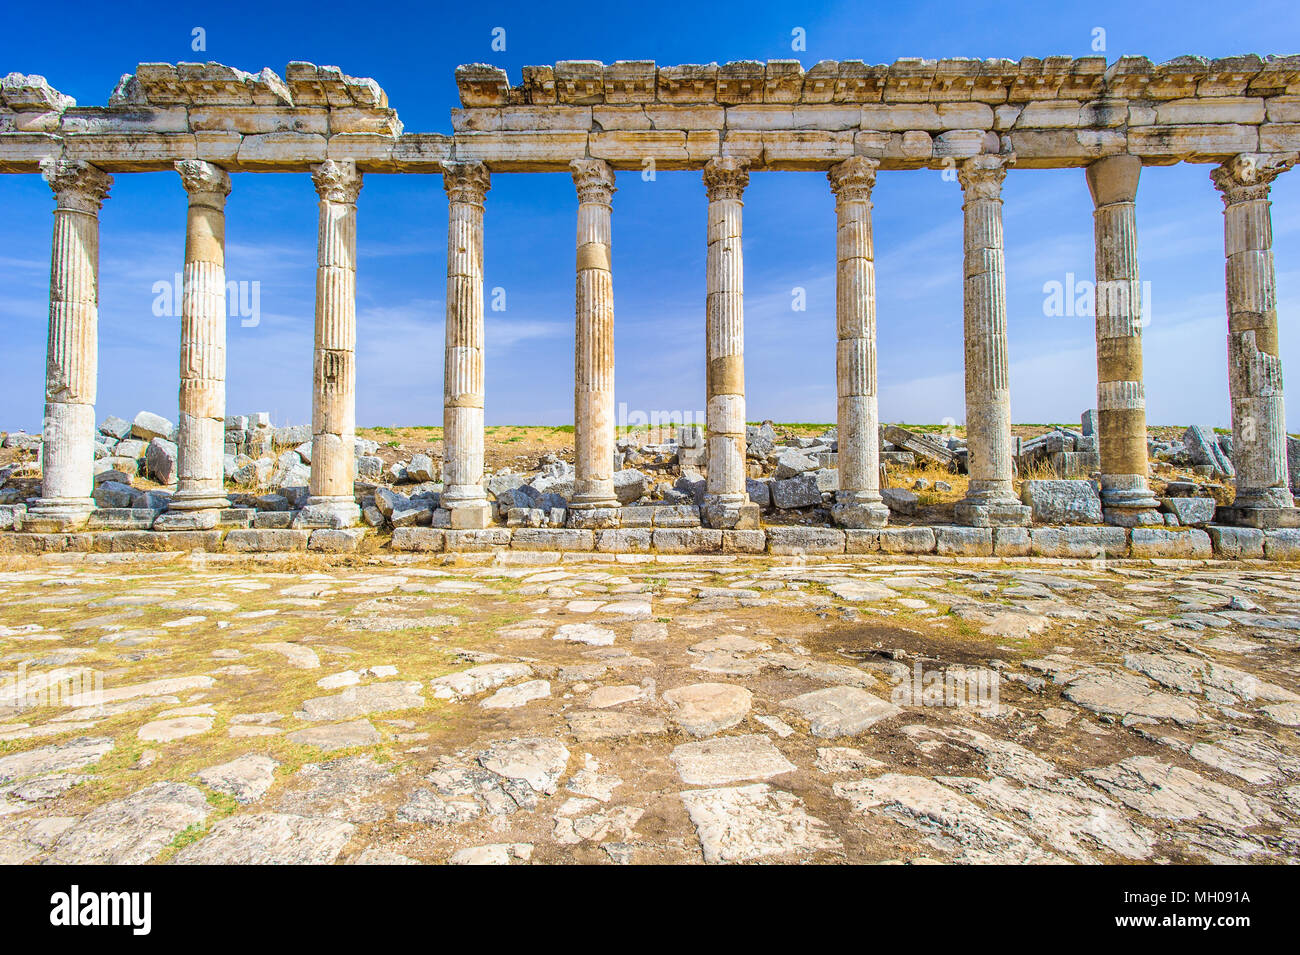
top-left (595, 528), bottom-right (652, 553)
top-left (1129, 527), bottom-right (1212, 559)
top-left (1206, 525), bottom-right (1265, 559)
top-left (766, 527), bottom-right (846, 556)
top-left (1029, 526), bottom-right (1127, 558)
top-left (1160, 497), bottom-right (1217, 525)
top-left (934, 526), bottom-right (994, 556)
top-left (390, 527), bottom-right (445, 552)
top-left (1262, 528), bottom-right (1300, 560)
top-left (224, 528), bottom-right (311, 552)
top-left (652, 528), bottom-right (723, 553)
top-left (993, 526), bottom-right (1032, 556)
top-left (1020, 479), bottom-right (1103, 524)
top-left (511, 528), bottom-right (595, 551)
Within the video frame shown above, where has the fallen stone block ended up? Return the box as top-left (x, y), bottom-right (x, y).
top-left (772, 473), bottom-right (822, 509)
top-left (1159, 497), bottom-right (1216, 525)
top-left (131, 410), bottom-right (175, 442)
top-left (882, 425), bottom-right (955, 468)
top-left (881, 487), bottom-right (919, 516)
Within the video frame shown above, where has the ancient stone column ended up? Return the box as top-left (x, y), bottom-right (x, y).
top-left (158, 161), bottom-right (232, 530)
top-left (1212, 152), bottom-right (1299, 526)
top-left (301, 160), bottom-right (362, 528)
top-left (828, 157), bottom-right (889, 529)
top-left (1086, 156), bottom-right (1160, 526)
top-left (955, 155), bottom-right (1030, 527)
top-left (440, 161), bottom-right (492, 529)
top-left (27, 160), bottom-right (112, 532)
top-left (568, 159), bottom-right (619, 522)
top-left (701, 156), bottom-right (760, 530)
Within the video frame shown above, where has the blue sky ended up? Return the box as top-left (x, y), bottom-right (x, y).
top-left (1, 0), bottom-right (1298, 431)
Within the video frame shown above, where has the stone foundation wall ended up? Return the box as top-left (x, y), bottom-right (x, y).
top-left (2, 522), bottom-right (1298, 562)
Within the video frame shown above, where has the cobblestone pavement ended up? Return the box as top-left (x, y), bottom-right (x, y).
top-left (1, 553), bottom-right (1297, 864)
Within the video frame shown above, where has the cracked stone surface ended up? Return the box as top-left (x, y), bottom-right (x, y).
top-left (2, 554), bottom-right (1299, 864)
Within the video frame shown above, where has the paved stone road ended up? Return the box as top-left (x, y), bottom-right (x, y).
top-left (1, 552), bottom-right (1297, 864)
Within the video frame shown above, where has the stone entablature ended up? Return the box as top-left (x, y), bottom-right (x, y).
top-left (4, 56), bottom-right (1300, 173)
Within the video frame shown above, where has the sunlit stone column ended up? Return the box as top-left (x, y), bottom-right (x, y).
top-left (1086, 156), bottom-right (1160, 527)
top-left (701, 156), bottom-right (760, 530)
top-left (1212, 152), bottom-right (1299, 527)
top-left (828, 157), bottom-right (889, 529)
top-left (440, 161), bottom-right (492, 529)
top-left (568, 159), bottom-right (619, 521)
top-left (158, 161), bottom-right (232, 530)
top-left (301, 160), bottom-right (362, 528)
top-left (27, 160), bottom-right (112, 532)
top-left (955, 155), bottom-right (1030, 527)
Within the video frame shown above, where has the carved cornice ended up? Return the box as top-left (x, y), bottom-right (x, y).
top-left (703, 155), bottom-right (749, 201)
top-left (828, 156), bottom-right (879, 202)
top-left (957, 154), bottom-right (1015, 200)
top-left (571, 158), bottom-right (616, 205)
top-left (441, 161), bottom-right (491, 205)
top-left (39, 159), bottom-right (112, 214)
top-left (1212, 152), bottom-right (1298, 205)
top-left (310, 159), bottom-right (363, 203)
top-left (176, 160), bottom-right (231, 207)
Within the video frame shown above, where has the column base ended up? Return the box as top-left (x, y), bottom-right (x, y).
top-left (445, 500), bottom-right (493, 530)
top-left (570, 483), bottom-right (618, 510)
top-left (702, 496), bottom-right (761, 530)
top-left (295, 497), bottom-right (361, 529)
top-left (1231, 486), bottom-right (1295, 510)
top-left (1102, 507), bottom-right (1163, 528)
top-left (566, 507), bottom-right (620, 530)
top-left (954, 499), bottom-right (1031, 527)
top-left (23, 498), bottom-right (95, 532)
top-left (167, 489), bottom-right (231, 512)
top-left (153, 509), bottom-right (219, 531)
top-left (1216, 504), bottom-right (1300, 529)
top-left (831, 493), bottom-right (890, 529)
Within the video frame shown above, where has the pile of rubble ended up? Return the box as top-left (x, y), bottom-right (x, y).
top-left (0, 409), bottom-right (1291, 533)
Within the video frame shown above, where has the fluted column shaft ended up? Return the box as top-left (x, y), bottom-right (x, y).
top-left (955, 155), bottom-right (1029, 527)
top-left (441, 162), bottom-right (492, 528)
top-left (1087, 156), bottom-right (1159, 522)
top-left (1213, 153), bottom-right (1296, 512)
top-left (570, 159), bottom-right (618, 509)
top-left (30, 160), bottom-right (112, 530)
top-left (304, 160), bottom-right (362, 526)
top-left (828, 158), bottom-right (889, 528)
top-left (703, 157), bottom-right (750, 518)
top-left (167, 161), bottom-right (232, 519)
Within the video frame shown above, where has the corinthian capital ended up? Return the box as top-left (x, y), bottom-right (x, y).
top-left (310, 160), bottom-right (363, 204)
top-left (39, 160), bottom-right (112, 214)
top-left (571, 159), bottom-right (616, 205)
top-left (176, 160), bottom-right (232, 207)
top-left (703, 156), bottom-right (749, 202)
top-left (1212, 152), bottom-right (1298, 205)
top-left (441, 161), bottom-right (491, 206)
top-left (828, 156), bottom-right (879, 202)
top-left (957, 154), bottom-right (1015, 200)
